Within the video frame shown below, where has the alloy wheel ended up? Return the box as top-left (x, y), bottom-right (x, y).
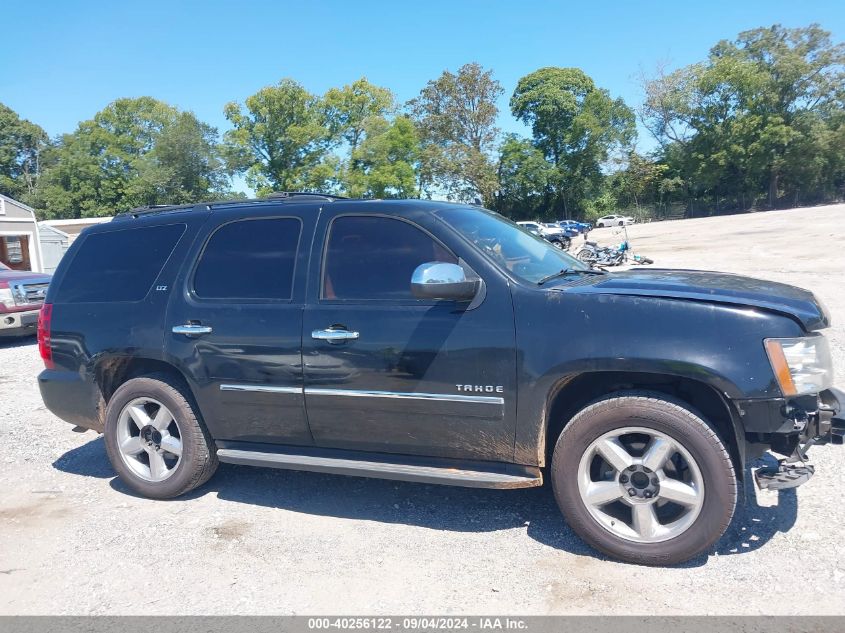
top-left (116, 397), bottom-right (183, 482)
top-left (577, 426), bottom-right (705, 543)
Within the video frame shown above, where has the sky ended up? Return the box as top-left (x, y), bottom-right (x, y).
top-left (3, 0), bottom-right (844, 155)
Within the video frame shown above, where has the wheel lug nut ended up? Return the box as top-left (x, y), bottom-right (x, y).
top-left (619, 475), bottom-right (629, 484)
top-left (644, 491), bottom-right (653, 499)
top-left (628, 489), bottom-right (637, 496)
top-left (651, 478), bottom-right (659, 486)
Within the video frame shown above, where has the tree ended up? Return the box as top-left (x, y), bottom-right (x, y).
top-left (323, 78), bottom-right (395, 152)
top-left (641, 24), bottom-right (845, 211)
top-left (495, 135), bottom-right (554, 220)
top-left (0, 103), bottom-right (49, 201)
top-left (224, 79), bottom-right (332, 194)
top-left (343, 116), bottom-right (419, 198)
top-left (510, 67), bottom-right (635, 216)
top-left (35, 97), bottom-right (226, 218)
top-left (409, 62), bottom-right (503, 204)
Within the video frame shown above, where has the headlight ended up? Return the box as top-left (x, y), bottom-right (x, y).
top-left (764, 335), bottom-right (834, 396)
top-left (0, 286), bottom-right (14, 308)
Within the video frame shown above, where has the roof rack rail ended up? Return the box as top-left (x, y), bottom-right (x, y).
top-left (264, 191), bottom-right (347, 201)
top-left (117, 191), bottom-right (347, 219)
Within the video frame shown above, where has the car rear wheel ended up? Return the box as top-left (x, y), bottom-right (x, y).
top-left (551, 392), bottom-right (736, 565)
top-left (104, 374), bottom-right (218, 499)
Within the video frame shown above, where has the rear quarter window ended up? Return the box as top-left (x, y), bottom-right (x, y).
top-left (53, 223), bottom-right (186, 304)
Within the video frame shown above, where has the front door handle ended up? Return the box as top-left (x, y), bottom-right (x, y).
top-left (312, 328), bottom-right (359, 343)
top-left (172, 324), bottom-right (213, 337)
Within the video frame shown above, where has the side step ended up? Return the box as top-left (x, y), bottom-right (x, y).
top-left (754, 462), bottom-right (815, 491)
top-left (216, 448), bottom-right (542, 489)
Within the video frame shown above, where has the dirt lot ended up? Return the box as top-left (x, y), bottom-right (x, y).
top-left (1, 204), bottom-right (844, 615)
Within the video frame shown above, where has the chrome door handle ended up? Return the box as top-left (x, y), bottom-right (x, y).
top-left (172, 324), bottom-right (213, 337)
top-left (312, 328), bottom-right (359, 343)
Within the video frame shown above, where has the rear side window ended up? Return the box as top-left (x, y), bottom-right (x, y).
top-left (54, 223), bottom-right (186, 303)
top-left (322, 216), bottom-right (456, 301)
top-left (193, 218), bottom-right (301, 300)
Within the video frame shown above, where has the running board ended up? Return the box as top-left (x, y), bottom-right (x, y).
top-left (216, 448), bottom-right (542, 489)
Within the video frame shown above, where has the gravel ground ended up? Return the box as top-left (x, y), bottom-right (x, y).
top-left (1, 204), bottom-right (844, 615)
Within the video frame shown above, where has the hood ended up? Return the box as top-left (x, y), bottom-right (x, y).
top-left (565, 268), bottom-right (830, 331)
top-left (0, 269), bottom-right (51, 284)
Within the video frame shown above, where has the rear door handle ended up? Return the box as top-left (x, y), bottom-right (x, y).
top-left (172, 324), bottom-right (213, 337)
top-left (312, 328), bottom-right (359, 343)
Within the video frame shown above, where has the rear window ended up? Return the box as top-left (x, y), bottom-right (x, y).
top-left (193, 217), bottom-right (301, 301)
top-left (54, 223), bottom-right (186, 303)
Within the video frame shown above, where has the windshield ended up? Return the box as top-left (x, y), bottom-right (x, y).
top-left (437, 207), bottom-right (589, 284)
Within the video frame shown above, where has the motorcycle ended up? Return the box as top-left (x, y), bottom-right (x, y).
top-left (575, 226), bottom-right (653, 267)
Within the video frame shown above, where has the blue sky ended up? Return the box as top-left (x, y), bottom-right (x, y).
top-left (3, 0), bottom-right (844, 152)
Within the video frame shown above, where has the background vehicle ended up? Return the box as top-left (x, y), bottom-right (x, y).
top-left (0, 262), bottom-right (50, 337)
top-left (596, 214), bottom-right (634, 228)
top-left (556, 220), bottom-right (592, 234)
top-left (577, 226), bottom-right (653, 267)
top-left (517, 220), bottom-right (571, 249)
top-left (576, 240), bottom-right (654, 266)
top-left (37, 195), bottom-right (843, 566)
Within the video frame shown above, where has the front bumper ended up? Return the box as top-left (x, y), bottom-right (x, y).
top-left (815, 387), bottom-right (845, 446)
top-left (746, 388), bottom-right (843, 491)
top-left (0, 308), bottom-right (40, 336)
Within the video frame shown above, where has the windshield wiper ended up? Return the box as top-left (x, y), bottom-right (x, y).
top-left (537, 267), bottom-right (606, 285)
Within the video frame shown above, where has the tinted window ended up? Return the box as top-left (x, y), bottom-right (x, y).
top-left (323, 216), bottom-right (456, 300)
top-left (194, 218), bottom-right (301, 300)
top-left (54, 223), bottom-right (186, 303)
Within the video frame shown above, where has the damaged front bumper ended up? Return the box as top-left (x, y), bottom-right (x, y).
top-left (751, 387), bottom-right (844, 491)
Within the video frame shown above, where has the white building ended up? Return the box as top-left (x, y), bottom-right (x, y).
top-left (0, 193), bottom-right (45, 272)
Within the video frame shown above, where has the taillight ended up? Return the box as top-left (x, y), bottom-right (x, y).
top-left (38, 303), bottom-right (54, 369)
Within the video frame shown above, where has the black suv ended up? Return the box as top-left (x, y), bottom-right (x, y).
top-left (37, 194), bottom-right (843, 565)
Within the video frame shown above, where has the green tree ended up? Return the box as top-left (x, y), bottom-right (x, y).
top-left (409, 62), bottom-right (503, 204)
top-left (495, 135), bottom-right (554, 220)
top-left (323, 78), bottom-right (395, 152)
top-left (0, 103), bottom-right (49, 201)
top-left (343, 116), bottom-right (419, 198)
top-left (224, 79), bottom-right (332, 194)
top-left (35, 97), bottom-right (226, 218)
top-left (510, 67), bottom-right (635, 216)
top-left (642, 24), bottom-right (845, 211)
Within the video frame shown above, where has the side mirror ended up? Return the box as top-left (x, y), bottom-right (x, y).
top-left (411, 262), bottom-right (479, 301)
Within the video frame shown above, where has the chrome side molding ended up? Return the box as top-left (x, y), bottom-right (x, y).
top-left (218, 385), bottom-right (504, 405)
top-left (304, 388), bottom-right (504, 405)
top-left (220, 384), bottom-right (302, 395)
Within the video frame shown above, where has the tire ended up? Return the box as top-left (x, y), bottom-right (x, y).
top-left (551, 392), bottom-right (737, 565)
top-left (104, 374), bottom-right (218, 499)
top-left (576, 249), bottom-right (595, 264)
top-left (618, 221), bottom-right (624, 226)
top-left (550, 239), bottom-right (564, 249)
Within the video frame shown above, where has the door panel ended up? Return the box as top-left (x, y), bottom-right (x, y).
top-left (166, 210), bottom-right (315, 445)
top-left (302, 212), bottom-right (517, 461)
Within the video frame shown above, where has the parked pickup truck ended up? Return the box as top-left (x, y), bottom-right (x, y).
top-left (0, 261), bottom-right (51, 337)
top-left (36, 194), bottom-right (843, 565)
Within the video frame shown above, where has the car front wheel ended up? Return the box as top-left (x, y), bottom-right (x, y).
top-left (551, 392), bottom-right (737, 565)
